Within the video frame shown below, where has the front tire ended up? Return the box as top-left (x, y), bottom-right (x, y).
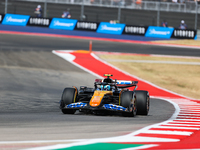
top-left (135, 90), bottom-right (149, 115)
top-left (60, 87), bottom-right (77, 114)
top-left (120, 91), bottom-right (137, 117)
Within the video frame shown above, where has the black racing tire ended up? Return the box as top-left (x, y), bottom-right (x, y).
top-left (120, 91), bottom-right (137, 117)
top-left (135, 90), bottom-right (149, 115)
top-left (60, 87), bottom-right (77, 114)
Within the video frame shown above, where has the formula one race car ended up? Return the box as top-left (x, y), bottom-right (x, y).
top-left (59, 74), bottom-right (150, 117)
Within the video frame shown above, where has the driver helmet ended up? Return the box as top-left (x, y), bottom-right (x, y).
top-left (104, 85), bottom-right (111, 91)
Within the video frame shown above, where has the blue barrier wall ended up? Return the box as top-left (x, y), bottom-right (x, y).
top-left (49, 18), bottom-right (77, 30)
top-left (2, 14), bottom-right (30, 26)
top-left (0, 14), bottom-right (197, 40)
top-left (97, 22), bottom-right (125, 35)
top-left (145, 26), bottom-right (174, 39)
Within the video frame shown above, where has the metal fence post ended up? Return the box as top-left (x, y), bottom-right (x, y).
top-left (157, 1), bottom-right (160, 26)
top-left (81, 0), bottom-right (84, 21)
top-left (44, 0), bottom-right (47, 18)
top-left (118, 1), bottom-right (121, 23)
top-left (5, 0), bottom-right (8, 14)
top-left (195, 2), bottom-right (198, 30)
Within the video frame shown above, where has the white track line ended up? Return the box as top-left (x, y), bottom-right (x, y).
top-left (178, 114), bottom-right (200, 115)
top-left (105, 60), bottom-right (200, 65)
top-left (175, 118), bottom-right (200, 121)
top-left (139, 130), bottom-right (193, 135)
top-left (151, 126), bottom-right (199, 130)
top-left (163, 123), bottom-right (200, 127)
top-left (95, 51), bottom-right (200, 59)
top-left (0, 139), bottom-right (86, 144)
top-left (180, 110), bottom-right (200, 112)
top-left (178, 116), bottom-right (200, 119)
top-left (121, 144), bottom-right (158, 150)
top-left (180, 109), bottom-right (200, 111)
top-left (171, 121), bottom-right (200, 124)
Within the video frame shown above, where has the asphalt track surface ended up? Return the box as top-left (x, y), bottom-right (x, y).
top-left (0, 33), bottom-right (192, 149)
top-left (1, 33), bottom-right (200, 57)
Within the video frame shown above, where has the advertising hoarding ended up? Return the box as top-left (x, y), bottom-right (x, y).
top-left (27, 17), bottom-right (52, 27)
top-left (145, 26), bottom-right (174, 39)
top-left (49, 18), bottom-right (77, 30)
top-left (75, 21), bottom-right (99, 31)
top-left (0, 14), bottom-right (5, 24)
top-left (2, 14), bottom-right (30, 26)
top-left (97, 22), bottom-right (125, 35)
top-left (171, 29), bottom-right (196, 39)
top-left (123, 25), bottom-right (148, 36)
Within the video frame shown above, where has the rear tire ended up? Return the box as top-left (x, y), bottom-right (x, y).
top-left (120, 91), bottom-right (137, 117)
top-left (135, 90), bottom-right (149, 115)
top-left (60, 88), bottom-right (77, 114)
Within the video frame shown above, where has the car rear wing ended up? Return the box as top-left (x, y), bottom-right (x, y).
top-left (94, 79), bottom-right (138, 90)
top-left (116, 80), bottom-right (138, 90)
top-left (116, 80), bottom-right (138, 85)
top-left (95, 79), bottom-right (138, 84)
